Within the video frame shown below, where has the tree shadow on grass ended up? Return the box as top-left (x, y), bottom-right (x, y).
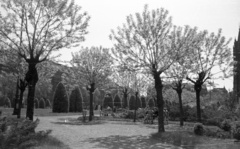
top-left (33, 136), bottom-right (71, 149)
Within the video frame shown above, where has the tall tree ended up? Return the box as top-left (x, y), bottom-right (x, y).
top-left (110, 5), bottom-right (179, 132)
top-left (186, 29), bottom-right (232, 122)
top-left (0, 0), bottom-right (90, 120)
top-left (71, 47), bottom-right (113, 121)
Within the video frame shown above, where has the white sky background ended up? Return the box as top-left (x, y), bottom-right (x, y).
top-left (57, 0), bottom-right (240, 90)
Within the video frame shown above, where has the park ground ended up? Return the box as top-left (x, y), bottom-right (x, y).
top-left (1, 108), bottom-right (240, 149)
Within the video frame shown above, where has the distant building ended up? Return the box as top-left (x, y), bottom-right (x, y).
top-left (233, 28), bottom-right (240, 103)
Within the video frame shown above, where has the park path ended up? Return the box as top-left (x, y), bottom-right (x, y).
top-left (35, 115), bottom-right (177, 149)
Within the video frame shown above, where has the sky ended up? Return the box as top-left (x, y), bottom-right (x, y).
top-left (57, 0), bottom-right (240, 90)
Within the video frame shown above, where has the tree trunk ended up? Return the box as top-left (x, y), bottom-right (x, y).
top-left (194, 84), bottom-right (202, 122)
top-left (177, 90), bottom-right (184, 126)
top-left (123, 89), bottom-right (128, 109)
top-left (25, 62), bottom-right (38, 121)
top-left (88, 83), bottom-right (95, 121)
top-left (153, 72), bottom-right (165, 132)
top-left (12, 78), bottom-right (19, 115)
top-left (17, 88), bottom-right (24, 118)
top-left (17, 79), bottom-right (27, 118)
top-left (133, 92), bottom-right (138, 122)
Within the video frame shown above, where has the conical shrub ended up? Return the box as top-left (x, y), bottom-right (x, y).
top-left (114, 94), bottom-right (121, 108)
top-left (141, 96), bottom-right (146, 108)
top-left (52, 82), bottom-right (69, 113)
top-left (129, 95), bottom-right (135, 110)
top-left (103, 95), bottom-right (113, 109)
top-left (39, 98), bottom-right (46, 109)
top-left (34, 98), bottom-right (39, 109)
top-left (69, 86), bottom-right (83, 112)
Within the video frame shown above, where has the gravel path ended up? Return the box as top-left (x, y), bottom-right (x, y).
top-left (35, 115), bottom-right (175, 149)
top-left (36, 115), bottom-right (240, 149)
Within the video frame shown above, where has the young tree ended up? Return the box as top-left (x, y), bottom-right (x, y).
top-left (186, 29), bottom-right (232, 122)
top-left (71, 47), bottom-right (113, 121)
top-left (0, 0), bottom-right (90, 120)
top-left (166, 25), bottom-right (199, 126)
top-left (110, 5), bottom-right (179, 132)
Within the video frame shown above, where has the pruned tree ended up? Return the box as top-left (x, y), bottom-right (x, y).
top-left (166, 25), bottom-right (199, 126)
top-left (52, 82), bottom-right (69, 113)
top-left (0, 0), bottom-right (90, 120)
top-left (110, 5), bottom-right (179, 132)
top-left (71, 47), bottom-right (113, 121)
top-left (186, 29), bottom-right (232, 122)
top-left (113, 94), bottom-right (121, 108)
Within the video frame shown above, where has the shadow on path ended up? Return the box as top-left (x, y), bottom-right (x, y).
top-left (85, 132), bottom-right (240, 149)
top-left (85, 135), bottom-right (177, 149)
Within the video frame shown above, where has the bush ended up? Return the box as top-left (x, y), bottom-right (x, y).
top-left (119, 110), bottom-right (134, 119)
top-left (141, 97), bottom-right (146, 108)
top-left (202, 117), bottom-right (223, 127)
top-left (0, 110), bottom-right (2, 116)
top-left (194, 123), bottom-right (204, 135)
top-left (232, 122), bottom-right (240, 140)
top-left (0, 117), bottom-right (51, 149)
top-left (129, 95), bottom-right (135, 110)
top-left (39, 98), bottom-right (45, 109)
top-left (52, 82), bottom-right (69, 113)
top-left (220, 119), bottom-right (231, 131)
top-left (69, 87), bottom-right (83, 112)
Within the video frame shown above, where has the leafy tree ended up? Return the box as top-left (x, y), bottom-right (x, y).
top-left (39, 98), bottom-right (45, 109)
top-left (114, 94), bottom-right (121, 108)
top-left (71, 47), bottom-right (113, 121)
top-left (69, 86), bottom-right (83, 112)
top-left (0, 0), bottom-right (90, 120)
top-left (110, 5), bottom-right (179, 132)
top-left (52, 82), bottom-right (69, 113)
top-left (166, 25), bottom-right (199, 126)
top-left (186, 29), bottom-right (232, 122)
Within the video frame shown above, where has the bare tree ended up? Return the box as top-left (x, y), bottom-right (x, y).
top-left (110, 5), bottom-right (181, 132)
top-left (0, 0), bottom-right (90, 120)
top-left (71, 47), bottom-right (113, 121)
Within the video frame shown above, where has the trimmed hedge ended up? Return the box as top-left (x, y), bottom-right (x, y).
top-left (103, 95), bottom-right (113, 109)
top-left (69, 86), bottom-right (83, 112)
top-left (52, 82), bottom-right (69, 113)
top-left (141, 96), bottom-right (146, 108)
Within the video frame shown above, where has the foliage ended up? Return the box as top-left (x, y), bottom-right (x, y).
top-left (194, 123), bottom-right (204, 135)
top-left (52, 82), bottom-right (69, 113)
top-left (39, 98), bottom-right (45, 109)
top-left (233, 122), bottom-right (240, 140)
top-left (220, 119), bottom-right (231, 131)
top-left (69, 86), bottom-right (83, 112)
top-left (114, 94), bottom-right (121, 108)
top-left (0, 117), bottom-right (51, 149)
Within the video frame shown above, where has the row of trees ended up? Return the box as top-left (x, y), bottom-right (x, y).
top-left (0, 1), bottom-right (232, 133)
